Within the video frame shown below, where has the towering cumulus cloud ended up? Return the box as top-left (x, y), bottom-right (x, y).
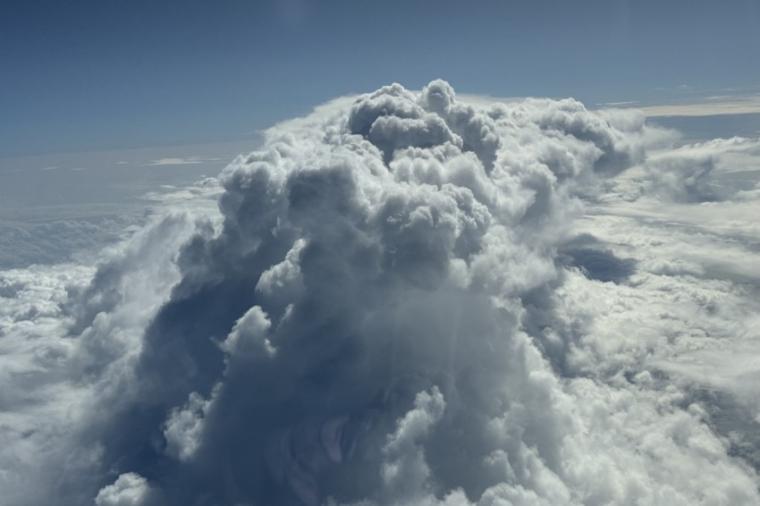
top-left (2, 81), bottom-right (759, 505)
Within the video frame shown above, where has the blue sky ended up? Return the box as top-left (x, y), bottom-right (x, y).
top-left (2, 0), bottom-right (759, 156)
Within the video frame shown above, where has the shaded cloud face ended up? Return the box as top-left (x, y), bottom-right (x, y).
top-left (2, 81), bottom-right (760, 506)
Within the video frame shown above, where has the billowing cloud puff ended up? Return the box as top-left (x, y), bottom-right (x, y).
top-left (381, 387), bottom-right (446, 502)
top-left (95, 473), bottom-right (158, 506)
top-left (1, 81), bottom-right (759, 506)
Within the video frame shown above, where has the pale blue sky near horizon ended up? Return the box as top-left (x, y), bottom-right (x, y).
top-left (2, 0), bottom-right (760, 157)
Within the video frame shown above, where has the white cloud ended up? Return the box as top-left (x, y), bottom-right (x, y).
top-left (163, 389), bottom-right (216, 461)
top-left (95, 473), bottom-right (155, 506)
top-left (147, 156), bottom-right (222, 166)
top-left (1, 80), bottom-right (759, 506)
top-left (0, 183), bottom-right (215, 504)
top-left (221, 305), bottom-right (275, 359)
top-left (635, 95), bottom-right (760, 117)
top-left (381, 387), bottom-right (445, 501)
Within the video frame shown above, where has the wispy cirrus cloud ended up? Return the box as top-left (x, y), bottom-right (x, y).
top-left (147, 156), bottom-right (222, 166)
top-left (631, 94), bottom-right (760, 117)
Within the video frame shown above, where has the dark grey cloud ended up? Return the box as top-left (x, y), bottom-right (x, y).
top-left (557, 234), bottom-right (636, 283)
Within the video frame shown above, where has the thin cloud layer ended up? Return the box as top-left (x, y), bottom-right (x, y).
top-left (1, 81), bottom-right (759, 506)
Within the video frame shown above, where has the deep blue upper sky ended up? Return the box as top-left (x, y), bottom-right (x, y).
top-left (2, 0), bottom-right (759, 156)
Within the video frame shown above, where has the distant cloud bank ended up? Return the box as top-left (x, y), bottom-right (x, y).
top-left (628, 94), bottom-right (760, 118)
top-left (148, 156), bottom-right (223, 166)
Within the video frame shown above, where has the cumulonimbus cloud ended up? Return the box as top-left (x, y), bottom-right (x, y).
top-left (1, 80), bottom-right (759, 506)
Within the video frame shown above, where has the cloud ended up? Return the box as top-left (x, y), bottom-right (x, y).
top-left (147, 157), bottom-right (221, 166)
top-left (0, 177), bottom-right (222, 270)
top-left (380, 387), bottom-right (446, 502)
top-left (0, 194), bottom-right (215, 504)
top-left (95, 473), bottom-right (159, 506)
top-left (0, 212), bottom-right (138, 269)
top-left (163, 390), bottom-right (216, 462)
top-left (1, 80), bottom-right (759, 506)
top-left (628, 95), bottom-right (760, 117)
top-left (602, 136), bottom-right (760, 204)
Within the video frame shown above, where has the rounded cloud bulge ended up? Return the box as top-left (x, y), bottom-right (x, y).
top-left (2, 80), bottom-right (758, 506)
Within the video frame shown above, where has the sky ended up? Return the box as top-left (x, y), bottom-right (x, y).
top-left (2, 0), bottom-right (760, 156)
